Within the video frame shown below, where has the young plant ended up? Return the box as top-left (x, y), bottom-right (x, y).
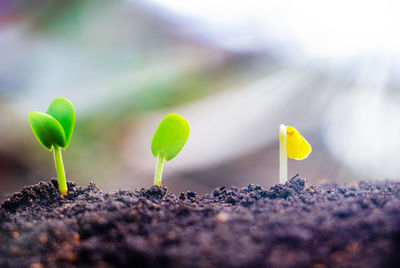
top-left (29, 98), bottom-right (75, 195)
top-left (279, 124), bottom-right (311, 184)
top-left (151, 113), bottom-right (190, 186)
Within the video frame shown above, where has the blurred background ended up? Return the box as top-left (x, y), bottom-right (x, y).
top-left (1, 0), bottom-right (400, 195)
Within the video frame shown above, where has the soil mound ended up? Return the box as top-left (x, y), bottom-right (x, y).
top-left (1, 177), bottom-right (399, 267)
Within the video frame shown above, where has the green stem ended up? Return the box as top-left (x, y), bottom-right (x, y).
top-left (53, 146), bottom-right (68, 195)
top-left (154, 153), bottom-right (165, 186)
top-left (279, 124), bottom-right (288, 184)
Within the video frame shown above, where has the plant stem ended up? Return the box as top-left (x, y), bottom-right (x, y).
top-left (279, 124), bottom-right (288, 184)
top-left (154, 153), bottom-right (165, 186)
top-left (53, 146), bottom-right (68, 195)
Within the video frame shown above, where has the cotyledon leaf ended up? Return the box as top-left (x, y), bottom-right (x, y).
top-left (151, 113), bottom-right (190, 161)
top-left (46, 98), bottom-right (75, 148)
top-left (29, 112), bottom-right (67, 151)
top-left (286, 126), bottom-right (312, 160)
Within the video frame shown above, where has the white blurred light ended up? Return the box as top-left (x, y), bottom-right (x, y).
top-left (140, 0), bottom-right (400, 66)
top-left (324, 88), bottom-right (400, 178)
top-left (137, 0), bottom-right (400, 179)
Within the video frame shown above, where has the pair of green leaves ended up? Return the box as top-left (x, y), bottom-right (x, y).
top-left (29, 98), bottom-right (75, 151)
top-left (151, 113), bottom-right (190, 161)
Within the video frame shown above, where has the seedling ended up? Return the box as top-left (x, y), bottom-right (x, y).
top-left (279, 124), bottom-right (311, 184)
top-left (29, 98), bottom-right (75, 195)
top-left (151, 113), bottom-right (190, 186)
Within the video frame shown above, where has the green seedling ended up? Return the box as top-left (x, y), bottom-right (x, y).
top-left (29, 98), bottom-right (75, 195)
top-left (151, 113), bottom-right (190, 186)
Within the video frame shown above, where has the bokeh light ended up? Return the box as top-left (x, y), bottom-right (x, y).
top-left (1, 0), bottom-right (400, 195)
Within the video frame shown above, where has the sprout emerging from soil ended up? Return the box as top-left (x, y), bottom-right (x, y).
top-left (29, 98), bottom-right (75, 195)
top-left (279, 124), bottom-right (311, 184)
top-left (151, 113), bottom-right (190, 186)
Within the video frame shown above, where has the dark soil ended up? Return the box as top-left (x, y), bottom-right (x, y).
top-left (0, 176), bottom-right (399, 268)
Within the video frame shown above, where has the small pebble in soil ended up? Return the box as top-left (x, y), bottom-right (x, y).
top-left (216, 212), bottom-right (229, 222)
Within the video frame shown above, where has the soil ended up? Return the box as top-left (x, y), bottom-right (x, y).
top-left (0, 176), bottom-right (399, 268)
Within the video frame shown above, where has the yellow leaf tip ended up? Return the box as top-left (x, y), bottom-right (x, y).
top-left (286, 126), bottom-right (295, 135)
top-left (285, 125), bottom-right (312, 160)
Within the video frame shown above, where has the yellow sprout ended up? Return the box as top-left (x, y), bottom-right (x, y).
top-left (279, 124), bottom-right (312, 184)
top-left (286, 126), bottom-right (312, 160)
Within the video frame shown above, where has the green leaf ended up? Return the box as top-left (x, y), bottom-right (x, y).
top-left (29, 112), bottom-right (67, 151)
top-left (151, 113), bottom-right (190, 161)
top-left (46, 98), bottom-right (75, 148)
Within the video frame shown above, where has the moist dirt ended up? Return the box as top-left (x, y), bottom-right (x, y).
top-left (0, 176), bottom-right (399, 268)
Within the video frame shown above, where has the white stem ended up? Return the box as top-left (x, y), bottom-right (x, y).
top-left (279, 124), bottom-right (287, 184)
top-left (154, 154), bottom-right (165, 186)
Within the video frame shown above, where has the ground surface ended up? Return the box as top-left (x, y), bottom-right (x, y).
top-left (0, 177), bottom-right (399, 268)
